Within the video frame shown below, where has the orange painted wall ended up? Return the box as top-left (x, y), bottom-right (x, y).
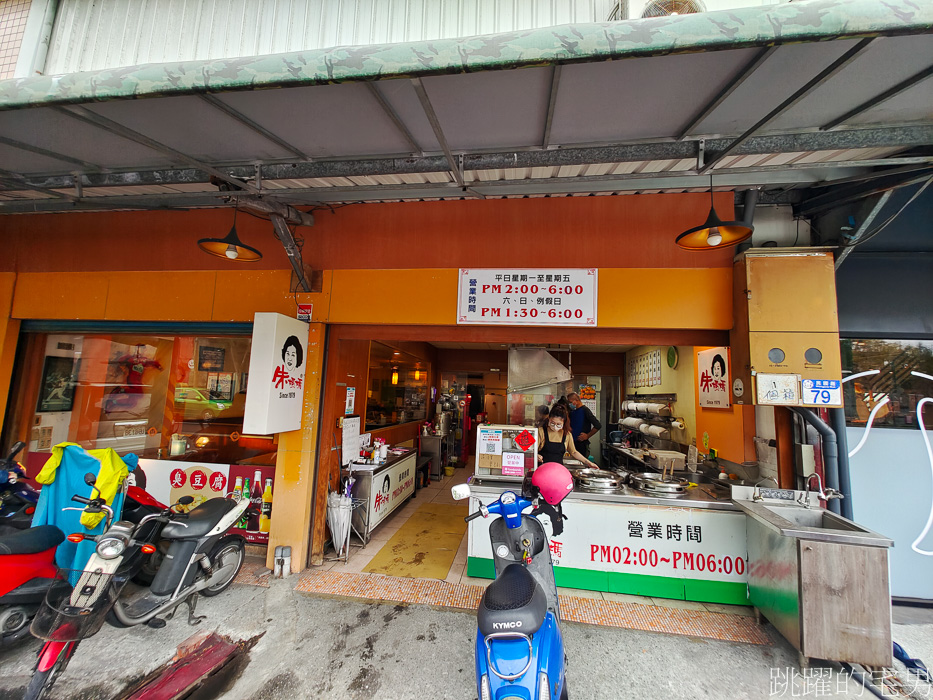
top-left (0, 193), bottom-right (735, 273)
top-left (693, 346), bottom-right (756, 464)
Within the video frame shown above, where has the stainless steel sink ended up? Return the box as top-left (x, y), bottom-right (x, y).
top-left (737, 500), bottom-right (892, 547)
top-left (760, 504), bottom-right (865, 532)
top-left (740, 497), bottom-right (894, 668)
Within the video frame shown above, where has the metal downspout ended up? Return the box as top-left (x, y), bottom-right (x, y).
top-left (829, 408), bottom-right (854, 519)
top-left (736, 189), bottom-right (759, 253)
top-left (13, 0), bottom-right (58, 78)
top-left (790, 408), bottom-right (842, 514)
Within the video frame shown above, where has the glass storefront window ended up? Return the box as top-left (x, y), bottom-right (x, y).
top-left (6, 331), bottom-right (276, 467)
top-left (842, 339), bottom-right (933, 429)
top-left (365, 342), bottom-right (429, 431)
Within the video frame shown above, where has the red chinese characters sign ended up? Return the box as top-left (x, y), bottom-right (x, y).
top-left (457, 269), bottom-right (597, 326)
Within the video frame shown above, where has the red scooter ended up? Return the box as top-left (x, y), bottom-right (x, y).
top-left (0, 474), bottom-right (166, 650)
top-left (0, 525), bottom-right (65, 647)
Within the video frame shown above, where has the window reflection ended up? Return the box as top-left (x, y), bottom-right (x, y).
top-left (842, 339), bottom-right (933, 429)
top-left (13, 332), bottom-right (273, 467)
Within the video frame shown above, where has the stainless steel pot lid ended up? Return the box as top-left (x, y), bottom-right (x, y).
top-left (574, 469), bottom-right (622, 487)
top-left (577, 484), bottom-right (622, 493)
top-left (573, 469), bottom-right (618, 480)
top-left (629, 472), bottom-right (688, 492)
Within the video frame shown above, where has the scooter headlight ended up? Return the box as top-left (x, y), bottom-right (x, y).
top-left (538, 671), bottom-right (551, 700)
top-left (96, 536), bottom-right (127, 559)
top-left (479, 674), bottom-right (491, 700)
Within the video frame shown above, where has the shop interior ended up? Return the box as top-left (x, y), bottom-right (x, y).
top-left (323, 336), bottom-right (741, 588)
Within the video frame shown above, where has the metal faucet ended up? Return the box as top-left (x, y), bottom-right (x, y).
top-left (752, 477), bottom-right (779, 502)
top-left (798, 473), bottom-right (843, 508)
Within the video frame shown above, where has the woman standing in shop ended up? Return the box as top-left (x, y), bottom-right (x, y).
top-left (536, 404), bottom-right (598, 468)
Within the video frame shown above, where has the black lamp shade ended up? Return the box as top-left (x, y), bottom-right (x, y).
top-left (197, 225), bottom-right (263, 262)
top-left (675, 205), bottom-right (754, 251)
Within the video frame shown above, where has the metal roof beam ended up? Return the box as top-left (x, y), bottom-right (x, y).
top-left (52, 105), bottom-right (261, 195)
top-left (365, 83), bottom-right (423, 156)
top-left (677, 46), bottom-right (776, 141)
top-left (411, 77), bottom-right (464, 188)
top-left (0, 135), bottom-right (104, 172)
top-left (3, 167), bottom-right (821, 209)
top-left (0, 168), bottom-right (76, 201)
top-left (833, 191), bottom-right (893, 270)
top-left (821, 64), bottom-right (933, 131)
top-left (701, 38), bottom-right (876, 173)
top-left (7, 123), bottom-right (930, 192)
top-left (808, 162), bottom-right (933, 190)
top-left (542, 64), bottom-right (562, 150)
top-left (198, 94), bottom-right (310, 161)
top-left (796, 167), bottom-right (933, 217)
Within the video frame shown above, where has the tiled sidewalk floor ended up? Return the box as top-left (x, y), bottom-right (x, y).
top-left (290, 568), bottom-right (770, 646)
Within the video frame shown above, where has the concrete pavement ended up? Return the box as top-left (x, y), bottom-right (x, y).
top-left (1, 578), bottom-right (932, 699)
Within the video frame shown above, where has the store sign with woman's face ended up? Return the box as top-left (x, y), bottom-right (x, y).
top-left (244, 313), bottom-right (310, 434)
top-left (698, 347), bottom-right (731, 408)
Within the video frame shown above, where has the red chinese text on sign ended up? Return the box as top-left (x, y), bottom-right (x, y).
top-left (209, 472), bottom-right (227, 492)
top-left (190, 469), bottom-right (207, 491)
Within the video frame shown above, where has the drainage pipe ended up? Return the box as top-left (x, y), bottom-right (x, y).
top-left (790, 407), bottom-right (842, 515)
top-left (829, 407), bottom-right (854, 519)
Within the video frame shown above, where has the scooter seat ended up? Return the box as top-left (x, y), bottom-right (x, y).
top-left (161, 498), bottom-right (238, 539)
top-left (478, 563), bottom-right (547, 637)
top-left (0, 525), bottom-right (64, 555)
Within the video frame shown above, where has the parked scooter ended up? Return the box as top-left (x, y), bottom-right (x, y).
top-left (0, 441), bottom-right (40, 535)
top-left (452, 461), bottom-right (574, 700)
top-left (0, 525), bottom-right (64, 648)
top-left (0, 463), bottom-right (165, 651)
top-left (104, 487), bottom-right (247, 629)
top-left (24, 475), bottom-right (249, 700)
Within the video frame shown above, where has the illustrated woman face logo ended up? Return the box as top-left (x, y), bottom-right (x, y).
top-left (281, 335), bottom-right (304, 374)
top-left (711, 355), bottom-right (726, 379)
top-left (284, 346), bottom-right (297, 372)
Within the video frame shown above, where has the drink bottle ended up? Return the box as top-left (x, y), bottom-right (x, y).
top-left (259, 478), bottom-right (273, 533)
top-left (247, 470), bottom-right (262, 533)
top-left (238, 477), bottom-right (250, 528)
top-left (232, 476), bottom-right (243, 502)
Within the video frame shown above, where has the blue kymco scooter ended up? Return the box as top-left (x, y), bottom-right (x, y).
top-left (453, 462), bottom-right (573, 700)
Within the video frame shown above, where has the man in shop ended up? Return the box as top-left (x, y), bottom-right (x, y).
top-left (567, 392), bottom-right (601, 459)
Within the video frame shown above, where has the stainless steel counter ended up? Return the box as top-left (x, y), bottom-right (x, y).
top-left (471, 478), bottom-right (739, 511)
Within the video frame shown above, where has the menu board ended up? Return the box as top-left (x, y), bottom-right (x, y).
top-left (341, 416), bottom-right (361, 466)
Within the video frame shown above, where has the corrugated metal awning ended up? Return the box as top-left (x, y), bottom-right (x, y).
top-left (0, 0), bottom-right (931, 214)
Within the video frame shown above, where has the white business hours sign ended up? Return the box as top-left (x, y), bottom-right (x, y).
top-left (457, 269), bottom-right (597, 326)
top-left (243, 312), bottom-right (309, 434)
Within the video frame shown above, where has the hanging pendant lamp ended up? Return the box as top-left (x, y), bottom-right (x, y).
top-left (198, 198), bottom-right (263, 261)
top-left (675, 176), bottom-right (754, 251)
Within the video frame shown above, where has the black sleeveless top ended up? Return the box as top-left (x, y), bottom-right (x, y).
top-left (539, 428), bottom-right (568, 464)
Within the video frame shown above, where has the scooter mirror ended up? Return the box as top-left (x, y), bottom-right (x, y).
top-left (84, 473), bottom-right (97, 486)
top-left (451, 484), bottom-right (472, 501)
top-left (177, 496), bottom-right (194, 506)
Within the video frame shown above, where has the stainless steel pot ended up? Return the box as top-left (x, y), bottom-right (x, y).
top-left (574, 469), bottom-right (624, 490)
top-left (629, 472), bottom-right (688, 495)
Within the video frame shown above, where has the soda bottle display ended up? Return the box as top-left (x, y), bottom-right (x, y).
top-left (259, 478), bottom-right (273, 534)
top-left (232, 476), bottom-right (243, 502)
top-left (247, 470), bottom-right (262, 533)
top-left (238, 477), bottom-right (250, 529)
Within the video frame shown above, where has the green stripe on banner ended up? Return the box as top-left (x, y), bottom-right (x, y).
top-left (467, 557), bottom-right (749, 605)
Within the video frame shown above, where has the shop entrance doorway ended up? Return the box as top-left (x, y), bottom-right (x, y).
top-left (318, 333), bottom-right (644, 587)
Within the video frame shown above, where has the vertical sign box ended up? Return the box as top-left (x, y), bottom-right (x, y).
top-left (243, 313), bottom-right (309, 434)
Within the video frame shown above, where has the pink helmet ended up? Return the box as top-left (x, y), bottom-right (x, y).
top-left (532, 462), bottom-right (574, 506)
